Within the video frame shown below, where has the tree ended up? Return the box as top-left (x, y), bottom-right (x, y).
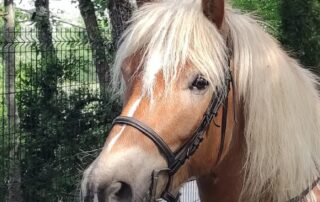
top-left (34, 0), bottom-right (55, 53)
top-left (78, 0), bottom-right (109, 96)
top-left (232, 0), bottom-right (320, 72)
top-left (20, 1), bottom-right (65, 200)
top-left (231, 0), bottom-right (281, 38)
top-left (33, 0), bottom-right (63, 100)
top-left (108, 0), bottom-right (135, 48)
top-left (33, 0), bottom-right (51, 47)
top-left (3, 0), bottom-right (23, 201)
top-left (1, 0), bottom-right (123, 200)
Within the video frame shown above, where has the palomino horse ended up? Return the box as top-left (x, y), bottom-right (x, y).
top-left (81, 0), bottom-right (320, 201)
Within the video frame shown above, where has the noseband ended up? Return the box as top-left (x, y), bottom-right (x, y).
top-left (112, 70), bottom-right (232, 202)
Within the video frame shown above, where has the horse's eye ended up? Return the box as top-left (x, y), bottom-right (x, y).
top-left (190, 75), bottom-right (209, 91)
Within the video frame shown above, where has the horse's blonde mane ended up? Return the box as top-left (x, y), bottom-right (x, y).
top-left (226, 10), bottom-right (320, 201)
top-left (112, 1), bottom-right (320, 201)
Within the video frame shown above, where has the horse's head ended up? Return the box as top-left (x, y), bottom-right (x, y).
top-left (81, 0), bottom-right (237, 201)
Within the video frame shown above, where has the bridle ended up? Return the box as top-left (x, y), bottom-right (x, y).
top-left (112, 70), bottom-right (232, 202)
top-left (108, 19), bottom-right (320, 200)
top-left (111, 54), bottom-right (320, 202)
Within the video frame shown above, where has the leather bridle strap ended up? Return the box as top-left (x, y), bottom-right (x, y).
top-left (112, 116), bottom-right (176, 166)
top-left (168, 87), bottom-right (229, 174)
top-left (217, 92), bottom-right (228, 163)
top-left (113, 86), bottom-right (228, 168)
top-left (287, 177), bottom-right (320, 202)
top-left (112, 70), bottom-right (231, 202)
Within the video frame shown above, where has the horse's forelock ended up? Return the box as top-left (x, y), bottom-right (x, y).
top-left (112, 1), bottom-right (320, 202)
top-left (112, 0), bottom-right (228, 97)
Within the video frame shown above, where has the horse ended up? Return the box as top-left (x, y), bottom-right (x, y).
top-left (81, 0), bottom-right (320, 201)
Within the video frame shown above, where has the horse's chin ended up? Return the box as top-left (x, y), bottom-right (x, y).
top-left (130, 190), bottom-right (148, 202)
top-left (102, 187), bottom-right (151, 202)
top-left (130, 181), bottom-right (153, 202)
top-left (131, 184), bottom-right (163, 202)
top-left (138, 191), bottom-right (152, 202)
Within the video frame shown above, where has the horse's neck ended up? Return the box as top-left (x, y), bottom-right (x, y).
top-left (197, 105), bottom-right (246, 202)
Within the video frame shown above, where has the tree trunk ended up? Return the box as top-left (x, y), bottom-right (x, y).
top-left (3, 0), bottom-right (23, 202)
top-left (34, 0), bottom-right (61, 100)
top-left (34, 0), bottom-right (55, 54)
top-left (108, 0), bottom-right (135, 49)
top-left (78, 0), bottom-right (109, 96)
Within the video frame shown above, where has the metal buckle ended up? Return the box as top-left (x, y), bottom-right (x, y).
top-left (150, 169), bottom-right (182, 202)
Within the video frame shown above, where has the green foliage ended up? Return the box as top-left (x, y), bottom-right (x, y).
top-left (0, 4), bottom-right (30, 32)
top-left (93, 0), bottom-right (108, 19)
top-left (280, 0), bottom-right (320, 72)
top-left (232, 0), bottom-right (320, 72)
top-left (19, 85), bottom-right (120, 201)
top-left (0, 28), bottom-right (121, 201)
top-left (0, 5), bottom-right (4, 29)
top-left (231, 0), bottom-right (282, 38)
top-left (17, 33), bottom-right (120, 200)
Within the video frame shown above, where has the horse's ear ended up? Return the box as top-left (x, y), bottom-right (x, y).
top-left (202, 0), bottom-right (225, 29)
top-left (136, 0), bottom-right (151, 7)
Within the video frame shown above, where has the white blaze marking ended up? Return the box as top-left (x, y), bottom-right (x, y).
top-left (127, 96), bottom-right (143, 117)
top-left (106, 97), bottom-right (142, 152)
top-left (106, 127), bottom-right (125, 152)
top-left (311, 191), bottom-right (317, 202)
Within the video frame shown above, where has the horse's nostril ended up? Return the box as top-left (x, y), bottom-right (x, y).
top-left (99, 181), bottom-right (133, 202)
top-left (115, 182), bottom-right (132, 201)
